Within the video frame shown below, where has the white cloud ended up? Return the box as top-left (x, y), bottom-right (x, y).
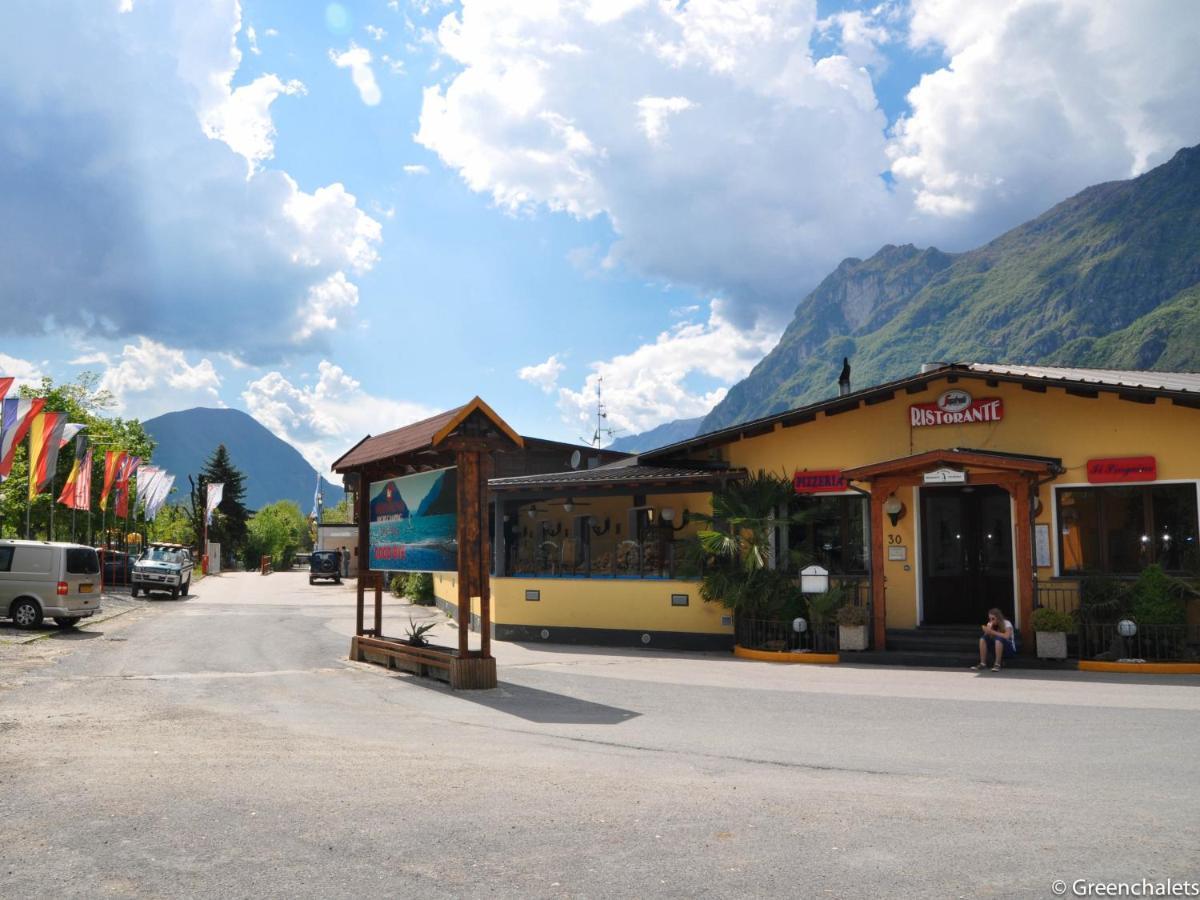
top-left (242, 362), bottom-right (438, 472)
top-left (366, 24), bottom-right (387, 41)
top-left (330, 44), bottom-right (383, 106)
top-left (890, 0), bottom-right (1200, 240)
top-left (98, 338), bottom-right (223, 419)
top-left (817, 7), bottom-right (894, 71)
top-left (403, 163), bottom-right (430, 175)
top-left (0, 353), bottom-right (46, 389)
top-left (0, 0), bottom-right (382, 364)
top-left (636, 96), bottom-right (695, 145)
top-left (245, 23), bottom-right (261, 55)
top-left (294, 272), bottom-right (359, 342)
top-left (557, 299), bottom-right (780, 438)
top-left (518, 354), bottom-right (566, 394)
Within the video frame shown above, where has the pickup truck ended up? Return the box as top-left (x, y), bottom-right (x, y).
top-left (131, 543), bottom-right (194, 599)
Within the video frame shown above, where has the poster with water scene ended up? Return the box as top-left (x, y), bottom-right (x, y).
top-left (368, 467), bottom-right (458, 573)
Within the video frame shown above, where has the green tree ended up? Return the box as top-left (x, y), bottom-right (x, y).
top-left (245, 500), bottom-right (309, 569)
top-left (188, 444), bottom-right (250, 561)
top-left (322, 497), bottom-right (353, 524)
top-left (150, 500), bottom-right (196, 547)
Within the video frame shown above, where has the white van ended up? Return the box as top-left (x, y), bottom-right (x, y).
top-left (0, 540), bottom-right (102, 629)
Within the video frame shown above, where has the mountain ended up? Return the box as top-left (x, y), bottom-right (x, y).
top-left (607, 416), bottom-right (705, 453)
top-left (143, 407), bottom-right (344, 513)
top-left (702, 144), bottom-right (1200, 432)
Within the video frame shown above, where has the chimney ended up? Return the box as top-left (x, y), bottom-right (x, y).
top-left (838, 357), bottom-right (851, 397)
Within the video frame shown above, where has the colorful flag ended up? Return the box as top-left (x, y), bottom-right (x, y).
top-left (29, 412), bottom-right (68, 499)
top-left (0, 397), bottom-right (46, 479)
top-left (0, 377), bottom-right (12, 403)
top-left (114, 455), bottom-right (141, 519)
top-left (99, 450), bottom-right (127, 511)
top-left (60, 446), bottom-right (94, 510)
top-left (59, 423), bottom-right (85, 449)
top-left (206, 482), bottom-right (224, 525)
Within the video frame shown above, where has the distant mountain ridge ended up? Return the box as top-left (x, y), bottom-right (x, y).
top-left (143, 407), bottom-right (343, 513)
top-left (702, 143), bottom-right (1200, 432)
top-left (607, 416), bottom-right (705, 453)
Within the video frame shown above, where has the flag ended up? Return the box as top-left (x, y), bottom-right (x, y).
top-left (135, 466), bottom-right (162, 515)
top-left (29, 412), bottom-right (68, 499)
top-left (114, 455), bottom-right (141, 519)
top-left (206, 482), bottom-right (224, 525)
top-left (59, 423), bottom-right (85, 449)
top-left (60, 446), bottom-right (94, 510)
top-left (99, 450), bottom-right (127, 511)
top-left (0, 377), bottom-right (12, 403)
top-left (311, 473), bottom-right (323, 524)
top-left (146, 473), bottom-right (175, 521)
top-left (0, 397), bottom-right (45, 479)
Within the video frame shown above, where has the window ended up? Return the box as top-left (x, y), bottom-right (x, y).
top-left (66, 548), bottom-right (100, 575)
top-left (786, 495), bottom-right (868, 574)
top-left (1057, 484), bottom-right (1199, 574)
top-left (0, 546), bottom-right (12, 572)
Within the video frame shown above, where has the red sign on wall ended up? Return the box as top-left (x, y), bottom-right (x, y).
top-left (910, 389), bottom-right (1004, 428)
top-left (1086, 456), bottom-right (1157, 484)
top-left (794, 470), bottom-right (847, 494)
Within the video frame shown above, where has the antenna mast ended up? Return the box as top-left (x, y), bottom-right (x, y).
top-left (581, 376), bottom-right (621, 449)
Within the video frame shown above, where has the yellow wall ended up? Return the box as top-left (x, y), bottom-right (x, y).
top-left (717, 376), bottom-right (1200, 627)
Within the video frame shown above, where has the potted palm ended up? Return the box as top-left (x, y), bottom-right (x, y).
top-left (1030, 607), bottom-right (1074, 659)
top-left (835, 603), bottom-right (870, 651)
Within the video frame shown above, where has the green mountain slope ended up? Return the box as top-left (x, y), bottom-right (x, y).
top-left (143, 407), bottom-right (344, 513)
top-left (702, 144), bottom-right (1200, 432)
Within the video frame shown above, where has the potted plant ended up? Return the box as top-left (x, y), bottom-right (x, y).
top-left (835, 603), bottom-right (870, 651)
top-left (1030, 607), bottom-right (1074, 659)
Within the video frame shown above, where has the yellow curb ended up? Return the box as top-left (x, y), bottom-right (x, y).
top-left (1078, 660), bottom-right (1200, 675)
top-left (734, 645), bottom-right (839, 665)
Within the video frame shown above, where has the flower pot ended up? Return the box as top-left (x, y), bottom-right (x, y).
top-left (1036, 630), bottom-right (1068, 660)
top-left (838, 624), bottom-right (868, 652)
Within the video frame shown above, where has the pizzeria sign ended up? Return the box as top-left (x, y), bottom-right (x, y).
top-left (910, 389), bottom-right (1004, 428)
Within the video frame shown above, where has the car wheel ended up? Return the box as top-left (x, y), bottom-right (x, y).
top-left (182, 578), bottom-right (191, 596)
top-left (309, 577), bottom-right (315, 585)
top-left (170, 586), bottom-right (180, 600)
top-left (130, 585), bottom-right (138, 598)
top-left (54, 617), bottom-right (79, 629)
top-left (11, 599), bottom-right (43, 629)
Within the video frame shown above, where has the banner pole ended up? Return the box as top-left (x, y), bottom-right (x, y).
top-left (49, 473), bottom-right (55, 541)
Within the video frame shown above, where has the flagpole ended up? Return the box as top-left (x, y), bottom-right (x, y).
top-left (49, 472), bottom-right (55, 541)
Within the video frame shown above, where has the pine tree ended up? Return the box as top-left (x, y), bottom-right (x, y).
top-left (189, 444), bottom-right (249, 558)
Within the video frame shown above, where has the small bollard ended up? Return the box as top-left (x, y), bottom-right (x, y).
top-left (260, 555), bottom-right (272, 575)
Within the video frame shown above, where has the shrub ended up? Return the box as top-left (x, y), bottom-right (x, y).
top-left (1129, 564), bottom-right (1190, 625)
top-left (389, 574), bottom-right (409, 598)
top-left (835, 604), bottom-right (869, 627)
top-left (1078, 574), bottom-right (1130, 623)
top-left (409, 572), bottom-right (435, 606)
top-left (1031, 607), bottom-right (1075, 633)
top-left (806, 588), bottom-right (846, 625)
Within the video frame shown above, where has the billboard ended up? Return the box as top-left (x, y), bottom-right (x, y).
top-left (368, 467), bottom-right (458, 573)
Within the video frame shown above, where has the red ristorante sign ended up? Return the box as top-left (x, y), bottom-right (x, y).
top-left (1086, 456), bottom-right (1157, 484)
top-left (910, 389), bottom-right (1004, 428)
top-left (794, 470), bottom-right (847, 494)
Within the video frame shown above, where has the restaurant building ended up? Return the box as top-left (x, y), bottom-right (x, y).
top-left (338, 363), bottom-right (1200, 660)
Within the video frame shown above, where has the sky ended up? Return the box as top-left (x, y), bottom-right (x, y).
top-left (2, 0), bottom-right (1199, 474)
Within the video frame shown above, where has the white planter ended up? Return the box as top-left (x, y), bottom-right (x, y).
top-left (839, 624), bottom-right (868, 652)
top-left (1036, 631), bottom-right (1068, 660)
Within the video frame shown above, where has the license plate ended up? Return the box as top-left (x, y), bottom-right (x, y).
top-left (79, 584), bottom-right (93, 593)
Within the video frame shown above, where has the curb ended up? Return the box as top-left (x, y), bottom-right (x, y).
top-left (4, 602), bottom-right (146, 645)
top-left (1078, 660), bottom-right (1200, 675)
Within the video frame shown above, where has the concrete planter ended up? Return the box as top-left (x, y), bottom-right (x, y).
top-left (1036, 631), bottom-right (1068, 660)
top-left (839, 624), bottom-right (868, 651)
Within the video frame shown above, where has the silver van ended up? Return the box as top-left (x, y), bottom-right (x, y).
top-left (0, 540), bottom-right (102, 629)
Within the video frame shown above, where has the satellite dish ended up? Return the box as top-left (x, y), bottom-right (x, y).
top-left (569, 449), bottom-right (582, 470)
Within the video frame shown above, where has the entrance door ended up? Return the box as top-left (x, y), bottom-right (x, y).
top-left (920, 485), bottom-right (1014, 625)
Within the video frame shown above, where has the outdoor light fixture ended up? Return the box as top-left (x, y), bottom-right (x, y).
top-left (562, 501), bottom-right (574, 513)
top-left (883, 494), bottom-right (905, 527)
top-left (527, 508), bottom-right (536, 519)
top-left (660, 507), bottom-right (675, 522)
top-left (1117, 619), bottom-right (1138, 638)
top-left (792, 617), bottom-right (808, 634)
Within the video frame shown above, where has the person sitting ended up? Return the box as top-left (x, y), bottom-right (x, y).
top-left (972, 608), bottom-right (1017, 671)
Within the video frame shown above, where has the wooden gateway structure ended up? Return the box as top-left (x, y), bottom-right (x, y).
top-left (331, 398), bottom-right (523, 689)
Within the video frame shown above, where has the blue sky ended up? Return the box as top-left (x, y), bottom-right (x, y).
top-left (2, 0), bottom-right (1197, 472)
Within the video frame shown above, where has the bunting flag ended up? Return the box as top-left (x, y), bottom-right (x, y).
top-left (28, 412), bottom-right (68, 499)
top-left (145, 473), bottom-right (175, 521)
top-left (0, 377), bottom-right (12, 403)
top-left (206, 482), bottom-right (225, 525)
top-left (0, 397), bottom-right (46, 479)
top-left (114, 455), bottom-right (141, 519)
top-left (99, 450), bottom-right (127, 511)
top-left (59, 446), bottom-right (94, 510)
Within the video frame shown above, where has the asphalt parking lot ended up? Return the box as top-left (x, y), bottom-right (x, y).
top-left (1, 570), bottom-right (1197, 899)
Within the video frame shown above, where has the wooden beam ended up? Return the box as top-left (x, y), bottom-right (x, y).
top-left (1011, 482), bottom-right (1035, 653)
top-left (864, 391), bottom-right (895, 406)
top-left (1021, 382), bottom-right (1047, 393)
top-left (1118, 392), bottom-right (1156, 405)
top-left (868, 485), bottom-right (889, 650)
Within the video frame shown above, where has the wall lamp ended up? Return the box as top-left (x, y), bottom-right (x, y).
top-left (660, 507), bottom-right (690, 532)
top-left (883, 494), bottom-right (905, 527)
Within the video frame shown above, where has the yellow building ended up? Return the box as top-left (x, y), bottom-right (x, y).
top-left (339, 364), bottom-right (1200, 660)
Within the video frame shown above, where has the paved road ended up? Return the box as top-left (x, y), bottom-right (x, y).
top-left (1, 572), bottom-right (1198, 899)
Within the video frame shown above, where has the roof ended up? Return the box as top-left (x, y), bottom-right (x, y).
top-left (490, 460), bottom-right (738, 492)
top-left (842, 447), bottom-right (1063, 481)
top-left (641, 362), bottom-right (1200, 461)
top-left (331, 397), bottom-right (522, 472)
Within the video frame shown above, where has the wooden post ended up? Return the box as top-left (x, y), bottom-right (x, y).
top-left (455, 448), bottom-right (479, 657)
top-left (355, 577), bottom-right (364, 637)
top-left (868, 483), bottom-right (889, 651)
top-left (373, 571), bottom-right (383, 638)
top-left (1010, 476), bottom-right (1035, 655)
top-left (356, 472), bottom-right (369, 637)
top-left (479, 453), bottom-right (493, 660)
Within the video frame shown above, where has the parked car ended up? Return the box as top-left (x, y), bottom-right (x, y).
top-left (0, 540), bottom-right (102, 629)
top-left (100, 549), bottom-right (134, 586)
top-left (309, 550), bottom-right (342, 585)
top-left (131, 543), bottom-right (194, 599)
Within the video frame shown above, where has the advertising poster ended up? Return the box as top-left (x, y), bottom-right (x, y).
top-left (368, 467), bottom-right (458, 573)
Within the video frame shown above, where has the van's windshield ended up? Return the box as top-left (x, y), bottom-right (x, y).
top-left (66, 548), bottom-right (100, 575)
